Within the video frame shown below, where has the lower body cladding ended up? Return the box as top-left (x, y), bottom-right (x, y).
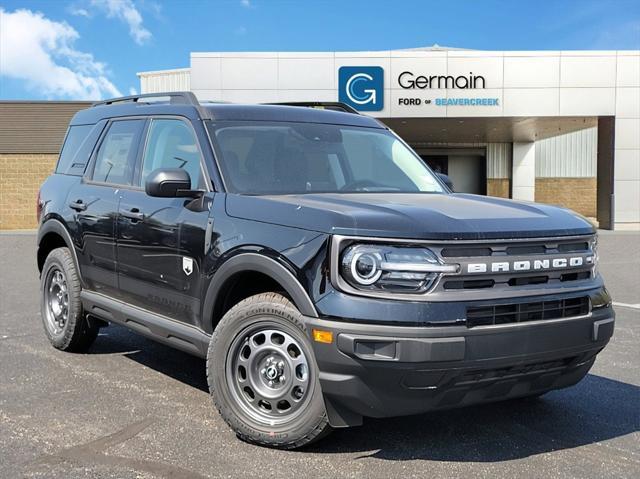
top-left (305, 292), bottom-right (614, 428)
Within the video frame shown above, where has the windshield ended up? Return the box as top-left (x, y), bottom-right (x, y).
top-left (207, 121), bottom-right (445, 195)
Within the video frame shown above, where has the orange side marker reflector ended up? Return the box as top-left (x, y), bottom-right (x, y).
top-left (312, 329), bottom-right (333, 344)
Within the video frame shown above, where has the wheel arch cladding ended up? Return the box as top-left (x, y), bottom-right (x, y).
top-left (37, 220), bottom-right (81, 280)
top-left (203, 253), bottom-right (318, 334)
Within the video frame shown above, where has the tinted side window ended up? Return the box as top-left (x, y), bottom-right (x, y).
top-left (140, 119), bottom-right (203, 189)
top-left (92, 120), bottom-right (145, 185)
top-left (56, 125), bottom-right (93, 175)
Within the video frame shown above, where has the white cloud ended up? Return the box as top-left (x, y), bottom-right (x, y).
top-left (89, 0), bottom-right (151, 45)
top-left (69, 7), bottom-right (90, 17)
top-left (128, 86), bottom-right (138, 95)
top-left (0, 8), bottom-right (122, 100)
top-left (240, 0), bottom-right (252, 8)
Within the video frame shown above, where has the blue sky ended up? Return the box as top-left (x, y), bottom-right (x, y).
top-left (1, 0), bottom-right (639, 100)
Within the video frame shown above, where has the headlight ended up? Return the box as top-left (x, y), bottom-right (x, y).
top-left (340, 244), bottom-right (458, 293)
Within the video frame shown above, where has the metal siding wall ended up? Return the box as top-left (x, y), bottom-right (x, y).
top-left (536, 127), bottom-right (597, 178)
top-left (487, 143), bottom-right (511, 179)
top-left (0, 102), bottom-right (91, 154)
top-left (139, 69), bottom-right (191, 94)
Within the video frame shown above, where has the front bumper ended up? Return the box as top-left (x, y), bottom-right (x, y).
top-left (305, 303), bottom-right (614, 427)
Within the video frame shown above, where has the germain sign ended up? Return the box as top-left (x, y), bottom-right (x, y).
top-left (398, 71), bottom-right (486, 89)
top-left (338, 66), bottom-right (384, 112)
top-left (338, 66), bottom-right (500, 111)
top-left (395, 69), bottom-right (499, 108)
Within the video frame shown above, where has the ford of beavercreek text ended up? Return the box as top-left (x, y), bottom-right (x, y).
top-left (36, 92), bottom-right (614, 449)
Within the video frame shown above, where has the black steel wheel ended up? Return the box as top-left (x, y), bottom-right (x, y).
top-left (227, 326), bottom-right (313, 425)
top-left (40, 247), bottom-right (99, 352)
top-left (207, 293), bottom-right (331, 449)
top-left (43, 267), bottom-right (70, 337)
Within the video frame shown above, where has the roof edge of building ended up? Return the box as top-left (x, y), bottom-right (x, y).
top-left (137, 67), bottom-right (190, 77)
top-left (0, 100), bottom-right (93, 105)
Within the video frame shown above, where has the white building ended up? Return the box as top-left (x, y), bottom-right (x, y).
top-left (138, 47), bottom-right (640, 230)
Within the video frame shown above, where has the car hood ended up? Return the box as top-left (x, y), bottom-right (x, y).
top-left (225, 193), bottom-right (595, 240)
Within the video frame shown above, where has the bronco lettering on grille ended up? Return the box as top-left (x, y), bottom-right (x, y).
top-left (466, 256), bottom-right (594, 274)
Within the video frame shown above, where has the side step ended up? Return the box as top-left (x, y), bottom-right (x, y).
top-left (81, 290), bottom-right (210, 358)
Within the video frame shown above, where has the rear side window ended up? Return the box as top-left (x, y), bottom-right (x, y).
top-left (56, 125), bottom-right (93, 175)
top-left (92, 120), bottom-right (145, 185)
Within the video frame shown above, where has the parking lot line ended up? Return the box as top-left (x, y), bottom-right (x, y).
top-left (612, 302), bottom-right (640, 310)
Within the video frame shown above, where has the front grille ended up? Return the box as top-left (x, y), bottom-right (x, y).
top-left (558, 242), bottom-right (589, 253)
top-left (505, 245), bottom-right (546, 255)
top-left (443, 279), bottom-right (495, 290)
top-left (430, 235), bottom-right (596, 294)
top-left (560, 271), bottom-right (591, 282)
top-left (466, 296), bottom-right (590, 327)
top-left (442, 272), bottom-right (590, 290)
top-left (507, 275), bottom-right (548, 286)
top-left (441, 247), bottom-right (492, 258)
top-left (440, 239), bottom-right (591, 259)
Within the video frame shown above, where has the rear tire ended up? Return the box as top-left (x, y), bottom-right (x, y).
top-left (40, 247), bottom-right (99, 352)
top-left (207, 293), bottom-right (331, 449)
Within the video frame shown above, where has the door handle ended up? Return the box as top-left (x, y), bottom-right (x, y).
top-left (69, 199), bottom-right (87, 212)
top-left (122, 208), bottom-right (145, 222)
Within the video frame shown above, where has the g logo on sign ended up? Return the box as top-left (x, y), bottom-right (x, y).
top-left (339, 66), bottom-right (384, 111)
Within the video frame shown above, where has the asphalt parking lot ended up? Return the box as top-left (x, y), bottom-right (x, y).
top-left (1, 231), bottom-right (639, 478)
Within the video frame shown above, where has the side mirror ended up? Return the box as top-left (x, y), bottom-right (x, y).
top-left (437, 173), bottom-right (454, 191)
top-left (145, 168), bottom-right (194, 197)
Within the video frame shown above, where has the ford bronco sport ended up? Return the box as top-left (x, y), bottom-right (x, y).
top-left (37, 92), bottom-right (614, 449)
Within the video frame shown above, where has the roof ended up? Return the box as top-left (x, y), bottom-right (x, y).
top-left (395, 44), bottom-right (472, 51)
top-left (70, 99), bottom-right (384, 129)
top-left (136, 67), bottom-right (190, 77)
top-left (204, 104), bottom-right (384, 128)
top-left (0, 101), bottom-right (92, 154)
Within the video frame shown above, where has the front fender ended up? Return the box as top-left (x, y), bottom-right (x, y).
top-left (202, 253), bottom-right (318, 334)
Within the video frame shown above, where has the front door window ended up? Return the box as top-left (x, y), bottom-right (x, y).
top-left (140, 119), bottom-right (204, 190)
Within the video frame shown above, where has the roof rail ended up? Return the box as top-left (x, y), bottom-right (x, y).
top-left (267, 102), bottom-right (361, 115)
top-left (92, 91), bottom-right (213, 120)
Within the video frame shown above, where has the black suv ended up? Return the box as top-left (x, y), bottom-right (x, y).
top-left (37, 92), bottom-right (614, 449)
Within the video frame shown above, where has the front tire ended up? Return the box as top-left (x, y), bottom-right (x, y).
top-left (207, 293), bottom-right (330, 449)
top-left (40, 247), bottom-right (98, 352)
